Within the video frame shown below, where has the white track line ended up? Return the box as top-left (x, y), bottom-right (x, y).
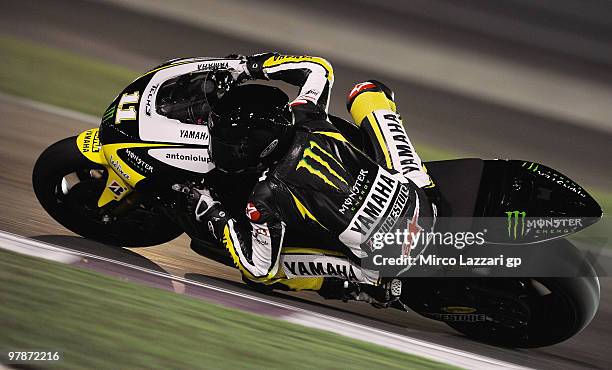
top-left (0, 230), bottom-right (532, 369)
top-left (0, 235), bottom-right (79, 264)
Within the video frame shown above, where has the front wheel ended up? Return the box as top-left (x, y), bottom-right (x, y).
top-left (32, 136), bottom-right (183, 247)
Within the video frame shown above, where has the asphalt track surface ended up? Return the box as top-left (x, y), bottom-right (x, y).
top-left (0, 0), bottom-right (611, 368)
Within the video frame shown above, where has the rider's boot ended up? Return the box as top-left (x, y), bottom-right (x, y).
top-left (317, 278), bottom-right (358, 301)
top-left (360, 278), bottom-right (403, 308)
top-left (317, 278), bottom-right (403, 308)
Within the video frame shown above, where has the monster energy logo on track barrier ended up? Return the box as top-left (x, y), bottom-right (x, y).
top-left (296, 141), bottom-right (348, 190)
top-left (506, 210), bottom-right (526, 239)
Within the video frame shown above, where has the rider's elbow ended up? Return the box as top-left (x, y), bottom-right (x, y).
top-left (308, 56), bottom-right (334, 84)
top-left (315, 57), bottom-right (333, 79)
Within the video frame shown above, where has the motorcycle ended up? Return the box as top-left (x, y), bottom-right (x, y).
top-left (32, 59), bottom-right (603, 348)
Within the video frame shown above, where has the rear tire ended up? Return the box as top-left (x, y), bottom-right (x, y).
top-left (32, 136), bottom-right (183, 247)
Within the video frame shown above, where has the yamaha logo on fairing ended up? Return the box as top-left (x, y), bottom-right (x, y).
top-left (197, 62), bottom-right (229, 70)
top-left (180, 129), bottom-right (208, 141)
top-left (81, 130), bottom-right (100, 153)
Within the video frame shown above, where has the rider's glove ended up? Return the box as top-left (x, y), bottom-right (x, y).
top-left (191, 187), bottom-right (221, 222)
top-left (245, 52), bottom-right (276, 79)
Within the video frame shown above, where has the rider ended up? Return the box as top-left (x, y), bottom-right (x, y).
top-left (194, 53), bottom-right (434, 305)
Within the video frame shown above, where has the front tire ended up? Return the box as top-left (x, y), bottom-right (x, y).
top-left (32, 136), bottom-right (183, 247)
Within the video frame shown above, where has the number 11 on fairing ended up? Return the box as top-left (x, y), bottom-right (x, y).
top-left (115, 91), bottom-right (140, 124)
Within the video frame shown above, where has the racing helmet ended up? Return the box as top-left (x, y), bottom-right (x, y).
top-left (208, 84), bottom-right (294, 173)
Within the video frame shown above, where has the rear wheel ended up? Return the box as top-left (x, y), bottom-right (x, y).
top-left (32, 136), bottom-right (183, 247)
top-left (402, 274), bottom-right (600, 348)
top-left (444, 276), bottom-right (600, 347)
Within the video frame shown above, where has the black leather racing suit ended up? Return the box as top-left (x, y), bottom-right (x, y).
top-left (204, 53), bottom-right (433, 286)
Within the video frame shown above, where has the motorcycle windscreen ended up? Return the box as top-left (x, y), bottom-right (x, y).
top-left (155, 71), bottom-right (219, 125)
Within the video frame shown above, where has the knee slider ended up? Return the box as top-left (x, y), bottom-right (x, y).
top-left (347, 80), bottom-right (396, 109)
top-left (347, 80), bottom-right (397, 125)
top-left (368, 80), bottom-right (395, 103)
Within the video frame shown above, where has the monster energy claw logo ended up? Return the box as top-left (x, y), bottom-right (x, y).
top-left (506, 210), bottom-right (526, 239)
top-left (522, 162), bottom-right (539, 172)
top-left (296, 141), bottom-right (348, 189)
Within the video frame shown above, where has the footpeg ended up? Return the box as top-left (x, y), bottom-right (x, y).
top-left (390, 278), bottom-right (402, 298)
